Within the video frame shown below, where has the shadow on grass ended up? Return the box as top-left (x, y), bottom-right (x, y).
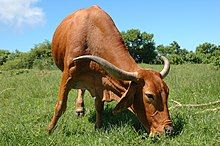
top-left (88, 105), bottom-right (146, 134)
top-left (171, 113), bottom-right (186, 137)
top-left (88, 106), bottom-right (185, 137)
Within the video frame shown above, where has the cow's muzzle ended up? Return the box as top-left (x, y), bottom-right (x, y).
top-left (164, 125), bottom-right (174, 136)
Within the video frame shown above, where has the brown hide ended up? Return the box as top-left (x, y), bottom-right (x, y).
top-left (52, 5), bottom-right (137, 72)
top-left (48, 5), bottom-right (173, 136)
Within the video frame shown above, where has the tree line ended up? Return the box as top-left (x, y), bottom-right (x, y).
top-left (122, 29), bottom-right (219, 67)
top-left (0, 29), bottom-right (219, 71)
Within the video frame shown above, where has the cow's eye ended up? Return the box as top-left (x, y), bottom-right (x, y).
top-left (146, 93), bottom-right (155, 101)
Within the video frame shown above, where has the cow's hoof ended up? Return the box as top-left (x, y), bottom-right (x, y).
top-left (94, 121), bottom-right (102, 130)
top-left (94, 124), bottom-right (102, 130)
top-left (75, 108), bottom-right (85, 117)
top-left (47, 129), bottom-right (53, 135)
top-left (47, 124), bottom-right (56, 135)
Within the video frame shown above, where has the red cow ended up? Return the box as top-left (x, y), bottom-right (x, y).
top-left (47, 5), bottom-right (173, 136)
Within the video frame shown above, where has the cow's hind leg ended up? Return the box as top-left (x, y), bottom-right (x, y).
top-left (75, 89), bottom-right (85, 116)
top-left (47, 72), bottom-right (72, 134)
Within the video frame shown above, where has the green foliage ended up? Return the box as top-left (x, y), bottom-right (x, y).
top-left (156, 41), bottom-right (220, 66)
top-left (185, 52), bottom-right (202, 64)
top-left (0, 65), bottom-right (219, 145)
top-left (0, 52), bottom-right (30, 70)
top-left (1, 30), bottom-right (220, 70)
top-left (195, 42), bottom-right (220, 64)
top-left (26, 40), bottom-right (52, 68)
top-left (168, 54), bottom-right (184, 65)
top-left (121, 29), bottom-right (157, 63)
top-left (0, 49), bottom-right (10, 65)
top-left (210, 56), bottom-right (220, 70)
top-left (157, 41), bottom-right (189, 65)
top-left (0, 40), bottom-right (55, 71)
top-left (33, 58), bottom-right (55, 70)
top-left (30, 40), bottom-right (52, 60)
top-left (210, 46), bottom-right (220, 69)
top-left (157, 41), bottom-right (182, 56)
top-left (196, 42), bottom-right (216, 54)
top-left (0, 58), bottom-right (23, 70)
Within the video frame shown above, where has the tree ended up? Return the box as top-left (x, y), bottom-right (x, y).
top-left (0, 40), bottom-right (55, 70)
top-left (185, 51), bottom-right (202, 63)
top-left (195, 42), bottom-right (219, 63)
top-left (209, 45), bottom-right (220, 69)
top-left (0, 49), bottom-right (10, 65)
top-left (121, 29), bottom-right (157, 63)
top-left (196, 43), bottom-right (216, 54)
top-left (28, 40), bottom-right (54, 69)
top-left (0, 51), bottom-right (29, 70)
top-left (156, 41), bottom-right (189, 64)
top-left (157, 41), bottom-right (183, 55)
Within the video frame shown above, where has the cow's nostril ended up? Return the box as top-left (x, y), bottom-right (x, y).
top-left (165, 126), bottom-right (174, 135)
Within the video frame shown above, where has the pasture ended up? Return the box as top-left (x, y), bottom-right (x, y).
top-left (0, 64), bottom-right (219, 145)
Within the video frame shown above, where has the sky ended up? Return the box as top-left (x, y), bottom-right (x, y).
top-left (0, 0), bottom-right (219, 52)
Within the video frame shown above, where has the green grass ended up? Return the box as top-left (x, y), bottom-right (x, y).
top-left (0, 64), bottom-right (220, 145)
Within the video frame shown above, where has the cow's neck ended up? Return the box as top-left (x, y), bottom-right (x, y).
top-left (101, 75), bottom-right (130, 102)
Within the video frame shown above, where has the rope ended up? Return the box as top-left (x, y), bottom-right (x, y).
top-left (169, 99), bottom-right (220, 110)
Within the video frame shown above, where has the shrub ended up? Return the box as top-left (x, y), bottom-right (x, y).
top-left (168, 54), bottom-right (184, 65)
top-left (121, 29), bottom-right (157, 63)
top-left (0, 58), bottom-right (25, 70)
top-left (210, 56), bottom-right (220, 70)
top-left (185, 52), bottom-right (202, 64)
top-left (33, 58), bottom-right (55, 70)
top-left (0, 50), bottom-right (10, 65)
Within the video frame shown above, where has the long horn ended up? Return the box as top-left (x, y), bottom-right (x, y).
top-left (73, 55), bottom-right (138, 81)
top-left (159, 54), bottom-right (170, 78)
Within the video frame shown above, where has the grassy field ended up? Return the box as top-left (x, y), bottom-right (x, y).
top-left (0, 64), bottom-right (219, 145)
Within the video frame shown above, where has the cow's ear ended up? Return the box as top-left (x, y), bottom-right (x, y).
top-left (113, 81), bottom-right (137, 115)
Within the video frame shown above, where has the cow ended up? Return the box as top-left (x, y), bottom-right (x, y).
top-left (47, 5), bottom-right (173, 136)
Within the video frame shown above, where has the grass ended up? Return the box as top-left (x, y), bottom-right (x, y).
top-left (0, 64), bottom-right (220, 145)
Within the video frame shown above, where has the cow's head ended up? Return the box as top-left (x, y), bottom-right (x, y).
top-left (73, 55), bottom-right (173, 136)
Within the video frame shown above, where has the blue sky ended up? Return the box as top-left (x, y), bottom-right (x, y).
top-left (0, 0), bottom-right (219, 52)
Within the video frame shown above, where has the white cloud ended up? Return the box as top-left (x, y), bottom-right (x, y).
top-left (0, 0), bottom-right (45, 29)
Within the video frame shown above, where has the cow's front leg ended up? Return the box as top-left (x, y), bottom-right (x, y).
top-left (75, 89), bottom-right (85, 116)
top-left (94, 97), bottom-right (104, 129)
top-left (47, 72), bottom-right (72, 134)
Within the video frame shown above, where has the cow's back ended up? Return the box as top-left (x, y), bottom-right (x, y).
top-left (52, 5), bottom-right (125, 71)
top-left (52, 10), bottom-right (74, 71)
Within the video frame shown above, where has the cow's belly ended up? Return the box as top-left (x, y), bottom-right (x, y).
top-left (71, 71), bottom-right (103, 95)
top-left (71, 71), bottom-right (123, 101)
